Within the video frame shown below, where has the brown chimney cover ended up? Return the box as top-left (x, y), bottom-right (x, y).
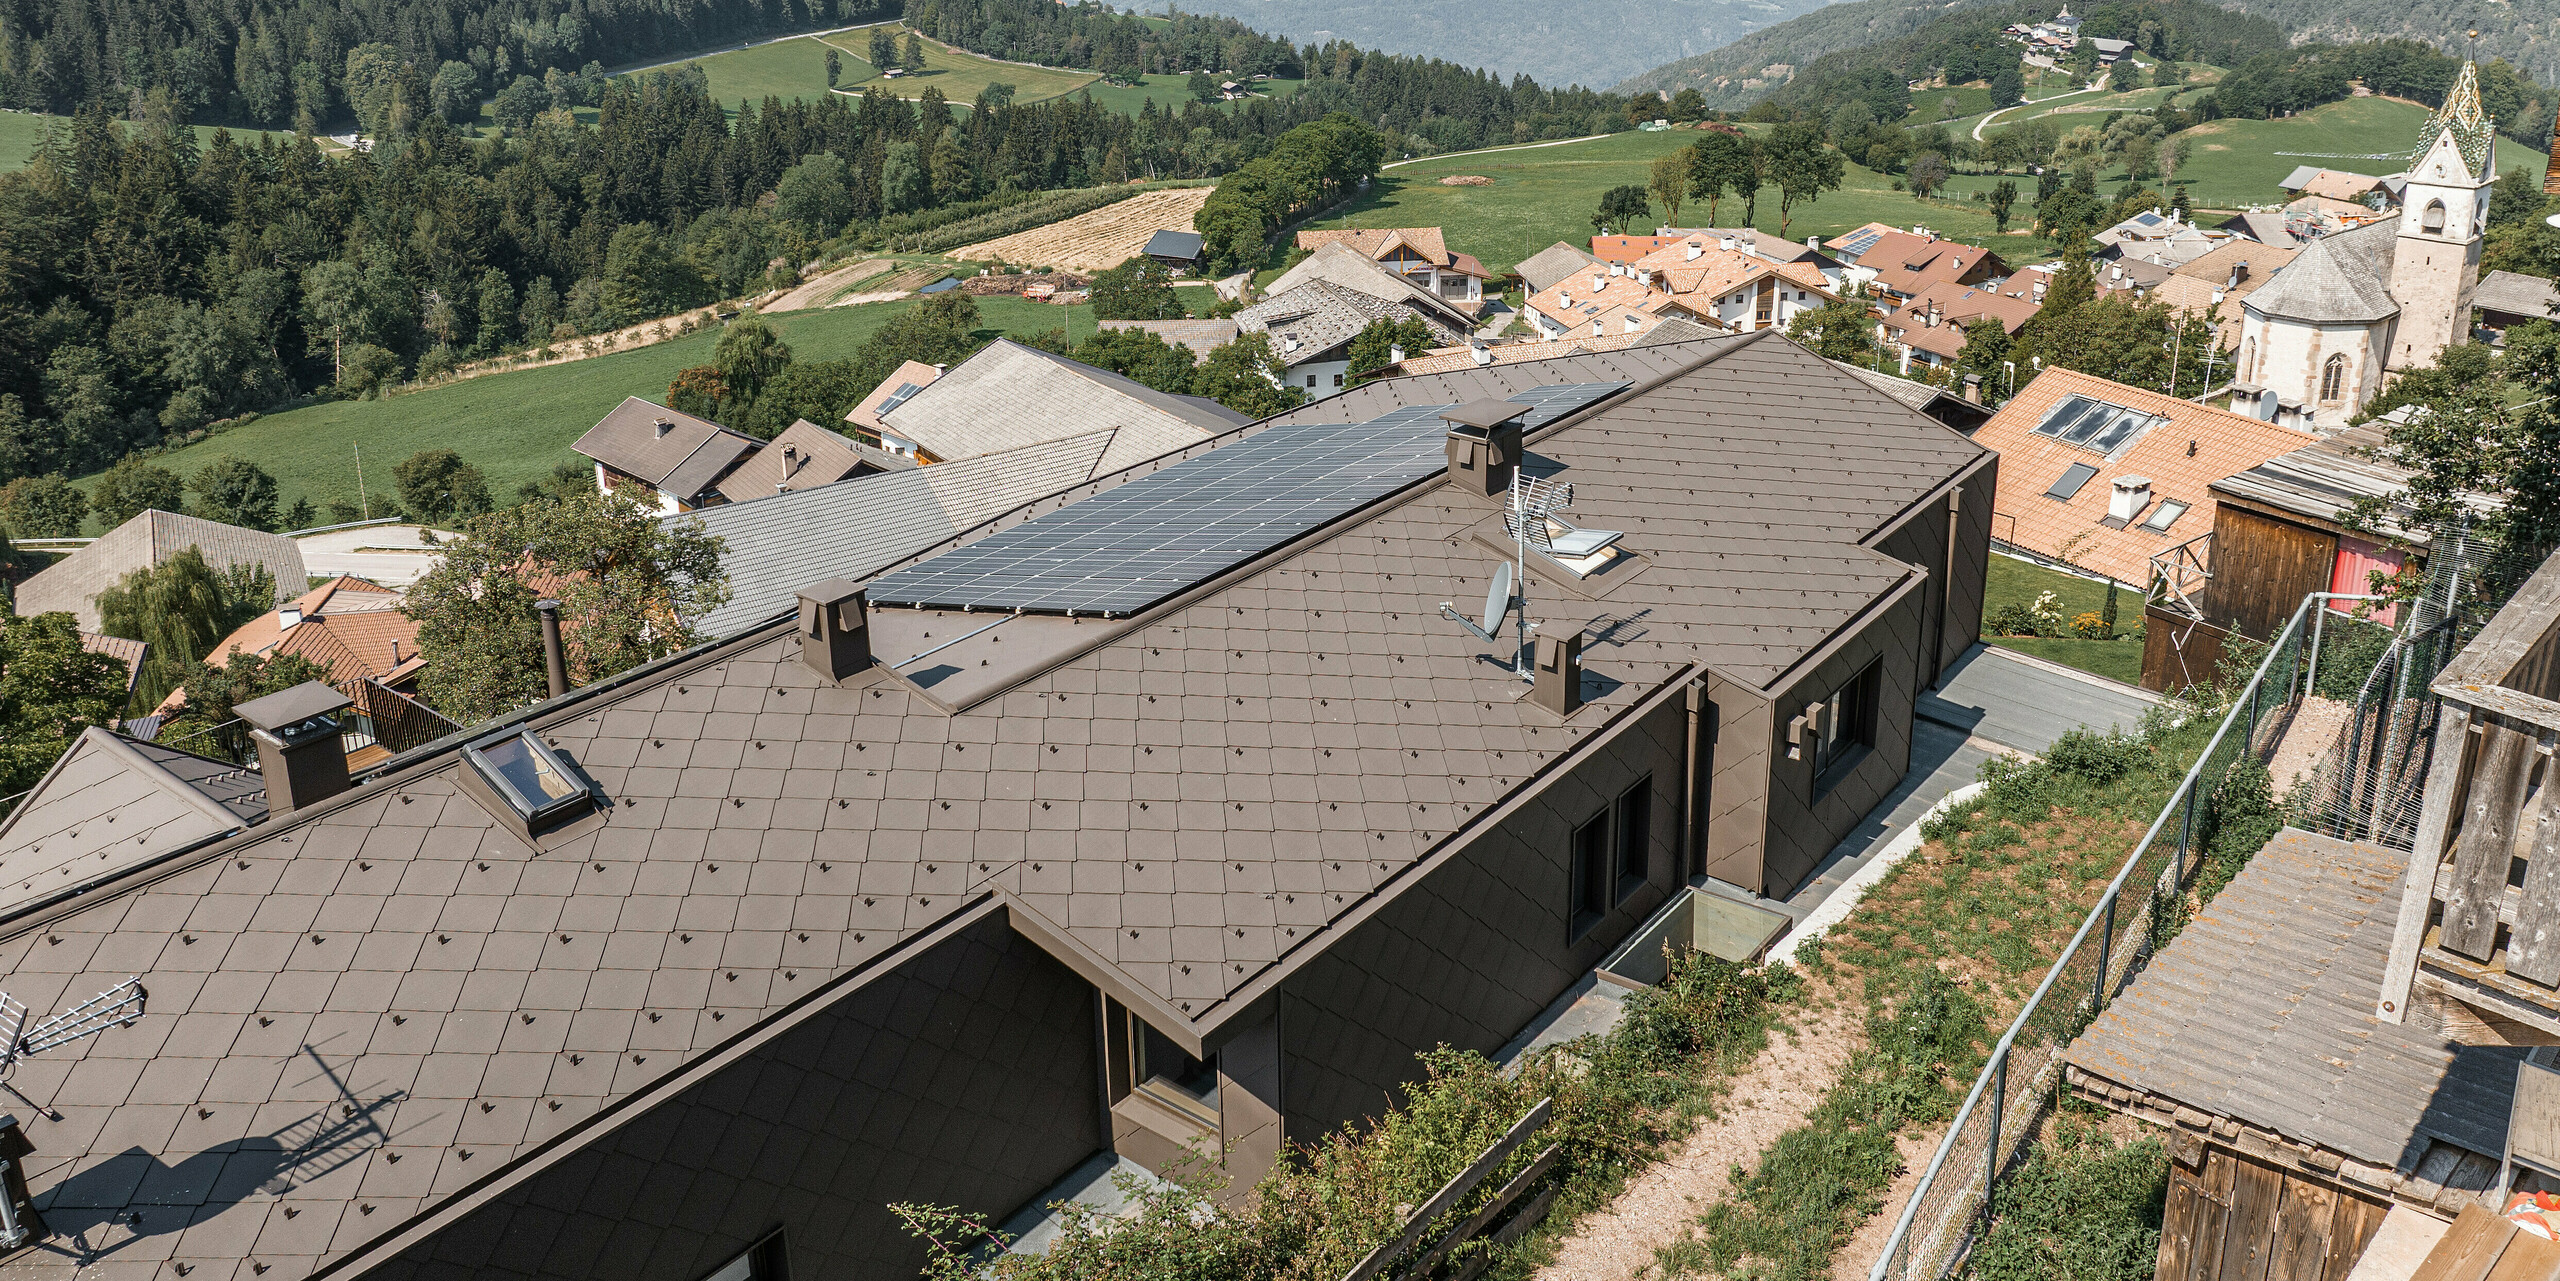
top-left (1441, 399), bottom-right (1531, 430)
top-left (236, 682), bottom-right (354, 741)
top-left (796, 577), bottom-right (873, 684)
top-left (236, 681), bottom-right (355, 813)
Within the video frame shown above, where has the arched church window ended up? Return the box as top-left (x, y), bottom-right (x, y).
top-left (2321, 352), bottom-right (2348, 402)
top-left (2422, 200), bottom-right (2447, 233)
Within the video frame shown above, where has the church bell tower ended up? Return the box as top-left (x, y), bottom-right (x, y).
top-left (2389, 60), bottom-right (2495, 370)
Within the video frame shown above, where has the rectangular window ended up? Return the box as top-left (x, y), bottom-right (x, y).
top-left (1569, 812), bottom-right (1610, 941)
top-left (1306, 374), bottom-right (1317, 388)
top-left (1333, 373), bottom-right (1344, 387)
top-left (2044, 463), bottom-right (2099, 501)
top-left (2139, 498), bottom-right (2190, 533)
top-left (463, 730), bottom-right (594, 826)
top-left (701, 1230), bottom-right (789, 1281)
top-left (1813, 661), bottom-right (1882, 790)
top-left (1613, 777), bottom-right (1652, 901)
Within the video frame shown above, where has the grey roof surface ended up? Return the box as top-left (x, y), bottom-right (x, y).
top-left (1097, 318), bottom-right (1241, 362)
top-left (2244, 218), bottom-right (2401, 324)
top-left (1264, 243), bottom-right (1477, 331)
top-left (2065, 828), bottom-right (2521, 1170)
top-left (2279, 164), bottom-right (2324, 192)
top-left (2474, 269), bottom-right (2560, 320)
top-left (711, 419), bottom-right (870, 504)
top-left (0, 727), bottom-right (264, 914)
top-left (1142, 230), bottom-right (1204, 261)
top-left (880, 340), bottom-right (1244, 476)
top-left (2220, 210), bottom-right (2300, 245)
top-left (1518, 242), bottom-right (1603, 294)
top-left (2210, 423), bottom-right (2427, 541)
top-left (16, 511), bottom-right (307, 632)
top-left (674, 431), bottom-right (1119, 637)
top-left (1237, 280), bottom-right (1466, 367)
top-left (571, 397), bottom-right (762, 500)
top-left (0, 334), bottom-right (1989, 1281)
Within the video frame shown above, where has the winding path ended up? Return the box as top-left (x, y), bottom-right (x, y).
top-left (1972, 70), bottom-right (2110, 142)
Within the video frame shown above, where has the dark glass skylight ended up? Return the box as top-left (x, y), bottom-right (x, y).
top-left (2045, 463), bottom-right (2100, 500)
top-left (2032, 394), bottom-right (2165, 455)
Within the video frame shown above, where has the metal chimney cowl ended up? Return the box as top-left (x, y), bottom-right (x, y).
top-left (234, 681), bottom-right (355, 813)
top-left (796, 578), bottom-right (873, 683)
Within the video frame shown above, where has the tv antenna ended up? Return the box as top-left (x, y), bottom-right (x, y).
top-left (0, 978), bottom-right (146, 1076)
top-left (1441, 472), bottom-right (1578, 680)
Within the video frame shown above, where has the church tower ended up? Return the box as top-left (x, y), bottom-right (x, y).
top-left (2388, 60), bottom-right (2495, 370)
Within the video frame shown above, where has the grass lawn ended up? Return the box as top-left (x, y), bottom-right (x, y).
top-left (637, 24), bottom-right (1101, 110)
top-left (0, 110), bottom-right (302, 171)
top-left (1907, 85), bottom-right (1995, 126)
top-left (2167, 95), bottom-right (2546, 209)
top-left (79, 294), bottom-right (1084, 523)
top-left (1982, 552), bottom-right (2145, 685)
top-left (1079, 74), bottom-right (1304, 117)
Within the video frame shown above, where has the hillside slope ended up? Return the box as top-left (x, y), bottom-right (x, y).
top-left (1180, 0), bottom-right (1839, 91)
top-left (1613, 0), bottom-right (2010, 101)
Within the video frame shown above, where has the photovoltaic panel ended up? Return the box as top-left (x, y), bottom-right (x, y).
top-left (864, 382), bottom-right (1629, 617)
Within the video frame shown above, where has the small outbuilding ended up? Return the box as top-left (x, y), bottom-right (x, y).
top-left (1141, 229), bottom-right (1206, 272)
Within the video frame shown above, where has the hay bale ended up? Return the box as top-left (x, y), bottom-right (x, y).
top-left (1439, 175), bottom-right (1494, 186)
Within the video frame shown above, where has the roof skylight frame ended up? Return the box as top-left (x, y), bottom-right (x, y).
top-left (2031, 393), bottom-right (2167, 455)
top-left (2046, 463), bottom-right (2100, 501)
top-left (2139, 498), bottom-right (2191, 533)
top-left (463, 729), bottom-right (595, 828)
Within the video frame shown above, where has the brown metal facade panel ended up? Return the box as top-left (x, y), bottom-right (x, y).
top-left (2202, 505), bottom-right (2339, 643)
top-left (360, 907), bottom-right (1102, 1281)
top-left (1274, 696), bottom-right (1690, 1137)
top-left (1758, 574), bottom-right (1930, 897)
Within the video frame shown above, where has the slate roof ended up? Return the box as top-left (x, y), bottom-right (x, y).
top-left (712, 419), bottom-right (872, 504)
top-left (1975, 366), bottom-right (2313, 585)
top-left (2065, 829), bottom-right (2522, 1170)
top-left (0, 727), bottom-right (264, 916)
top-left (1096, 319), bottom-right (1242, 362)
top-left (1142, 230), bottom-right (1204, 262)
top-left (2474, 269), bottom-right (2560, 321)
top-left (2243, 218), bottom-right (2401, 325)
top-left (1517, 242), bottom-right (1601, 293)
top-left (15, 512), bottom-right (307, 632)
top-left (672, 432), bottom-right (1120, 638)
top-left (2219, 210), bottom-right (2301, 245)
top-left (571, 398), bottom-right (763, 505)
top-left (1236, 281), bottom-right (1465, 366)
top-left (0, 334), bottom-right (1991, 1281)
top-left (878, 340), bottom-right (1244, 475)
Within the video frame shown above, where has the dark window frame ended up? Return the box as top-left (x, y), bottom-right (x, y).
top-left (1568, 810), bottom-right (1610, 942)
top-left (1613, 777), bottom-right (1652, 902)
top-left (1570, 772), bottom-right (1657, 941)
top-left (698, 1228), bottom-right (790, 1281)
top-left (1812, 661), bottom-right (1883, 794)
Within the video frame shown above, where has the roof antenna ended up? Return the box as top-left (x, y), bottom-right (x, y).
top-left (0, 978), bottom-right (145, 1129)
top-left (1441, 472), bottom-right (1573, 681)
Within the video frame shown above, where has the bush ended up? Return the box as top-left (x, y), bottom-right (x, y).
top-left (2193, 754), bottom-right (2281, 904)
top-left (2045, 726), bottom-right (2148, 785)
top-left (1989, 602), bottom-right (2040, 636)
top-left (1967, 1116), bottom-right (2166, 1281)
top-left (2312, 614), bottom-right (2394, 699)
top-left (2072, 610), bottom-right (2108, 639)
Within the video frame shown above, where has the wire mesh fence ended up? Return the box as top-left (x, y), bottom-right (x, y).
top-left (1869, 590), bottom-right (2336, 1281)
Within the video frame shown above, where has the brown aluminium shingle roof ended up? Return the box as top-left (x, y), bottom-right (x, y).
top-left (0, 334), bottom-right (1987, 1281)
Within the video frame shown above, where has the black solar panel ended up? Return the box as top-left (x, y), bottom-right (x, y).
top-left (1836, 229), bottom-right (1885, 256)
top-left (2032, 393), bottom-right (2163, 454)
top-left (876, 382), bottom-right (926, 416)
top-left (866, 382), bottom-right (1630, 617)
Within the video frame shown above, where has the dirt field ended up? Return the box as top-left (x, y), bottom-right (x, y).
top-left (946, 186), bottom-right (1215, 272)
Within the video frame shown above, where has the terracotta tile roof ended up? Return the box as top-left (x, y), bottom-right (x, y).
top-left (1881, 279), bottom-right (2043, 350)
top-left (1589, 235), bottom-right (1680, 264)
top-left (2171, 240), bottom-right (2298, 290)
top-left (201, 577), bottom-right (420, 697)
top-left (0, 336), bottom-right (1990, 1280)
top-left (1974, 367), bottom-right (2316, 584)
top-left (15, 512), bottom-right (308, 632)
top-left (1855, 231), bottom-right (2006, 298)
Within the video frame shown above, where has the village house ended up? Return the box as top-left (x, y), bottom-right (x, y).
top-left (1293, 227), bottom-right (1491, 308)
top-left (1878, 278), bottom-right (2044, 374)
top-left (1824, 223), bottom-right (2009, 306)
top-left (1524, 238), bottom-right (1840, 340)
top-left (14, 510), bottom-right (306, 631)
top-left (0, 334), bottom-right (1993, 1280)
top-left (2092, 208), bottom-right (2239, 272)
top-left (873, 339), bottom-right (1246, 470)
top-left (572, 399), bottom-right (766, 513)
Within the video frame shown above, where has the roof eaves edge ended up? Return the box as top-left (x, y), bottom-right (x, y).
top-left (305, 893), bottom-right (1009, 1281)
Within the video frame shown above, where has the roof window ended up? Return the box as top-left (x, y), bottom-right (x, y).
top-left (2032, 393), bottom-right (2165, 455)
top-left (2046, 463), bottom-right (2100, 501)
top-left (2139, 498), bottom-right (2191, 533)
top-left (463, 730), bottom-right (595, 832)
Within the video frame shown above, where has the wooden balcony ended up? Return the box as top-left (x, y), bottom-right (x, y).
top-left (2381, 547), bottom-right (2560, 1038)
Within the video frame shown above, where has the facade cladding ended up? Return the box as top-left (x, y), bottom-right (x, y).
top-left (0, 334), bottom-right (1989, 1281)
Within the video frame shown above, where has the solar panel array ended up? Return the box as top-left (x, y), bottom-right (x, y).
top-left (865, 382), bottom-right (1630, 618)
top-left (2031, 393), bottom-right (2163, 455)
top-left (875, 382), bottom-right (927, 416)
top-left (1834, 228), bottom-right (1886, 257)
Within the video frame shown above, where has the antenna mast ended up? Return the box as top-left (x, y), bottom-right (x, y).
top-left (1440, 471), bottom-right (1576, 681)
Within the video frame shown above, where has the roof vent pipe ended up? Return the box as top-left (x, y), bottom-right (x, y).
top-left (235, 682), bottom-right (355, 815)
top-left (653, 418), bottom-right (673, 439)
top-left (536, 599), bottom-right (569, 699)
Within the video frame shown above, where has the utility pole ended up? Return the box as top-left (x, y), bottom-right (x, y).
top-left (355, 444), bottom-right (369, 520)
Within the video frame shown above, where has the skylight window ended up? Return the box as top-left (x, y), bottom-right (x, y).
top-left (875, 382), bottom-right (926, 415)
top-left (2046, 463), bottom-right (2100, 500)
top-left (464, 730), bottom-right (594, 830)
top-left (2031, 394), bottom-right (2165, 455)
top-left (2139, 499), bottom-right (2191, 533)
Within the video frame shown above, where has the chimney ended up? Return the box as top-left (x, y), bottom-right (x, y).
top-left (1529, 631), bottom-right (1584, 716)
top-left (1636, 269), bottom-right (1652, 287)
top-left (235, 682), bottom-right (355, 814)
top-left (1624, 313), bottom-right (1642, 334)
top-left (653, 417), bottom-right (673, 438)
top-left (2033, 281), bottom-right (2048, 300)
top-left (1590, 274), bottom-right (1606, 293)
top-left (1685, 242), bottom-right (1702, 261)
top-left (1559, 290), bottom-right (1572, 307)
top-left (1609, 262), bottom-right (1625, 277)
top-left (795, 578), bottom-right (873, 683)
top-left (390, 639), bottom-right (401, 665)
top-left (1592, 319), bottom-right (1605, 338)
top-left (1806, 234), bottom-right (1821, 252)
top-left (1720, 235), bottom-right (1736, 252)
top-left (535, 598), bottom-right (568, 698)
top-left (1927, 301), bottom-right (1942, 328)
top-left (1470, 342), bottom-right (1493, 367)
top-left (2109, 476), bottom-right (2153, 523)
top-left (1389, 344), bottom-right (1405, 365)
top-left (1440, 399), bottom-right (1528, 500)
top-left (278, 602), bottom-right (303, 630)
top-left (1962, 373), bottom-right (1983, 404)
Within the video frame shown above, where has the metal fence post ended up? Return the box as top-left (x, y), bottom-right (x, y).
top-left (2095, 893), bottom-right (2116, 1004)
top-left (2176, 779), bottom-right (2200, 884)
top-left (1984, 1048), bottom-right (2007, 1226)
top-left (2306, 599), bottom-right (2327, 700)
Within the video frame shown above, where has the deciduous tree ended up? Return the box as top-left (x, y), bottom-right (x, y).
top-left (394, 450), bottom-right (494, 525)
top-left (1190, 333), bottom-right (1304, 419)
top-left (188, 457), bottom-right (280, 531)
top-left (93, 457), bottom-right (188, 528)
top-left (1591, 184), bottom-right (1653, 235)
top-left (1766, 122), bottom-right (1844, 237)
top-left (1649, 154), bottom-right (1690, 225)
top-left (0, 475), bottom-right (89, 538)
top-left (0, 612), bottom-right (131, 801)
top-left (1088, 258), bottom-right (1186, 321)
top-left (1688, 131), bottom-right (1755, 227)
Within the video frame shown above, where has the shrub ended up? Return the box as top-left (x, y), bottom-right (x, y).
top-left (2029, 590), bottom-right (2066, 636)
top-left (2072, 610), bottom-right (2108, 639)
top-left (1989, 602), bottom-right (2040, 636)
top-left (1967, 1116), bottom-right (2166, 1281)
top-left (2192, 754), bottom-right (2281, 904)
top-left (2045, 726), bottom-right (2148, 786)
top-left (2312, 614), bottom-right (2394, 699)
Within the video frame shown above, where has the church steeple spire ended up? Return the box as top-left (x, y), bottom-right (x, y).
top-left (2414, 60), bottom-right (2497, 182)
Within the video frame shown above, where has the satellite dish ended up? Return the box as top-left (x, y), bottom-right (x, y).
top-left (2257, 388), bottom-right (2279, 421)
top-left (1480, 563), bottom-right (1513, 637)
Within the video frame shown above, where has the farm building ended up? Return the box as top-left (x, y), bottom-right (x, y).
top-left (873, 338), bottom-right (1245, 470)
top-left (15, 509), bottom-right (307, 631)
top-left (1140, 228), bottom-right (1205, 271)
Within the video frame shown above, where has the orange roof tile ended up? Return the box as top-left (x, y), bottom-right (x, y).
top-left (1590, 235), bottom-right (1680, 264)
top-left (1294, 227), bottom-right (1454, 267)
top-left (1974, 367), bottom-right (2317, 585)
top-left (1860, 230), bottom-right (2007, 298)
top-left (205, 575), bottom-right (420, 687)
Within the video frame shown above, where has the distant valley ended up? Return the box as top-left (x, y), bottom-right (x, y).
top-left (1171, 0), bottom-right (1842, 90)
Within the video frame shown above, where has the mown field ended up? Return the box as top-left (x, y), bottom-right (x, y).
top-left (2167, 95), bottom-right (2546, 208)
top-left (75, 294), bottom-right (1089, 523)
top-left (0, 109), bottom-right (303, 171)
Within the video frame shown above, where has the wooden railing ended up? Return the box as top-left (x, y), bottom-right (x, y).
top-left (2381, 546), bottom-right (2560, 1031)
top-left (2147, 530), bottom-right (2214, 620)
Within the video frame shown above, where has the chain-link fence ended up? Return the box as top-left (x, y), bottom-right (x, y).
top-left (1868, 590), bottom-right (2338, 1281)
